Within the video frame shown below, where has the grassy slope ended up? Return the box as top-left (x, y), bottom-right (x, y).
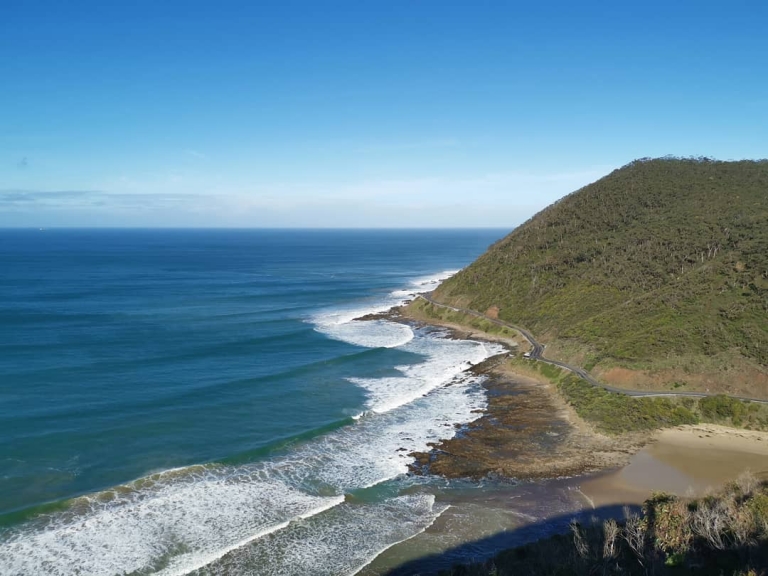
top-left (508, 357), bottom-right (768, 434)
top-left (434, 158), bottom-right (768, 390)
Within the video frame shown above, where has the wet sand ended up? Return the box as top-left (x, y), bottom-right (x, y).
top-left (579, 424), bottom-right (768, 507)
top-left (356, 305), bottom-right (768, 574)
top-left (358, 354), bottom-right (647, 575)
top-left (364, 424), bottom-right (768, 575)
top-left (358, 477), bottom-right (606, 576)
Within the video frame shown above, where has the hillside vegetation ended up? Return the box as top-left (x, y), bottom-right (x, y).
top-left (509, 357), bottom-right (768, 434)
top-left (434, 158), bottom-right (768, 394)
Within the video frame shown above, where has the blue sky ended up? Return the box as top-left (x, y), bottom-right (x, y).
top-left (1, 1), bottom-right (766, 227)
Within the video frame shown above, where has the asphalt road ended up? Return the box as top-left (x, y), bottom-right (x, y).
top-left (418, 293), bottom-right (768, 405)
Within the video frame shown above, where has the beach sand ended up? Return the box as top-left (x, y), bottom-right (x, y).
top-left (365, 424), bottom-right (768, 575)
top-left (578, 424), bottom-right (768, 508)
top-left (362, 304), bottom-right (768, 574)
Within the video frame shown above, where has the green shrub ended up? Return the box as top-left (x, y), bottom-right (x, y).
top-left (555, 374), bottom-right (698, 434)
top-left (433, 158), bottom-right (768, 371)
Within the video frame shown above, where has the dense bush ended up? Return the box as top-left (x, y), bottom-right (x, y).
top-left (556, 374), bottom-right (698, 434)
top-left (434, 158), bottom-right (768, 372)
top-left (700, 395), bottom-right (745, 420)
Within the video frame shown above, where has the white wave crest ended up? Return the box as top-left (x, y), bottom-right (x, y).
top-left (0, 353), bottom-right (492, 576)
top-left (0, 475), bottom-right (343, 576)
top-left (351, 337), bottom-right (503, 414)
top-left (0, 269), bottom-right (499, 576)
top-left (199, 494), bottom-right (447, 576)
top-left (309, 268), bottom-right (459, 349)
top-left (315, 316), bottom-right (414, 349)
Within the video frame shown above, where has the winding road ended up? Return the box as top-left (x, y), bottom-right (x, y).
top-left (418, 294), bottom-right (768, 405)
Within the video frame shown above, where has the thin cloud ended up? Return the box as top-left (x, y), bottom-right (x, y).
top-left (0, 165), bottom-right (613, 227)
top-left (17, 157), bottom-right (29, 169)
top-left (0, 190), bottom-right (201, 211)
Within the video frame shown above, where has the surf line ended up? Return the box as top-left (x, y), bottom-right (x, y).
top-left (345, 500), bottom-right (452, 576)
top-left (158, 495), bottom-right (346, 576)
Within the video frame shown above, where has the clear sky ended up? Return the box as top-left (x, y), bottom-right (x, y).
top-left (1, 1), bottom-right (766, 228)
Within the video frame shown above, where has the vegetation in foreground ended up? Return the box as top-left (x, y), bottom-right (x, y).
top-left (508, 358), bottom-right (768, 434)
top-left (433, 158), bottom-right (768, 393)
top-left (439, 474), bottom-right (768, 576)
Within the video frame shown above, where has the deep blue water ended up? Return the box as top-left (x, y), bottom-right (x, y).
top-left (0, 228), bottom-right (507, 575)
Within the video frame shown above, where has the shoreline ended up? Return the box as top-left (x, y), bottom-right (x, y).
top-left (358, 299), bottom-right (768, 574)
top-left (408, 356), bottom-right (647, 481)
top-left (579, 423), bottom-right (768, 508)
top-left (361, 301), bottom-right (649, 483)
top-left (386, 299), bottom-right (768, 490)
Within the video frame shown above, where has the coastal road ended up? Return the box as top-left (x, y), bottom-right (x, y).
top-left (417, 294), bottom-right (768, 405)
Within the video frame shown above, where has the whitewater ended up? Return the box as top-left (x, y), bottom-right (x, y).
top-left (0, 268), bottom-right (505, 576)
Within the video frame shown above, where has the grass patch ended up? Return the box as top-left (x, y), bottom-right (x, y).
top-left (511, 357), bottom-right (698, 434)
top-left (557, 375), bottom-right (698, 434)
top-left (508, 358), bottom-right (768, 434)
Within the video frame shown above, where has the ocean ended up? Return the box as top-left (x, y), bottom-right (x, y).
top-left (0, 228), bottom-right (512, 575)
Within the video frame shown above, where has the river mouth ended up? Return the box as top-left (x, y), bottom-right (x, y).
top-left (358, 476), bottom-right (594, 575)
top-left (357, 313), bottom-right (768, 575)
top-left (364, 419), bottom-right (768, 575)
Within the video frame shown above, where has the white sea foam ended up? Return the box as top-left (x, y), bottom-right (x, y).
top-left (0, 474), bottom-right (343, 576)
top-left (276, 363), bottom-right (491, 492)
top-left (351, 337), bottom-right (502, 414)
top-left (409, 269), bottom-right (461, 290)
top-left (388, 269), bottom-right (459, 300)
top-left (1, 270), bottom-right (499, 576)
top-left (198, 495), bottom-right (448, 576)
top-left (315, 316), bottom-right (414, 349)
top-left (310, 268), bottom-right (459, 349)
top-left (0, 354), bottom-right (490, 576)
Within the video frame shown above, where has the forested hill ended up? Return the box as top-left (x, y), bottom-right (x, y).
top-left (433, 158), bottom-right (768, 393)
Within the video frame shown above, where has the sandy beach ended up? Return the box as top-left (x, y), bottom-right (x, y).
top-left (356, 303), bottom-right (768, 574)
top-left (366, 403), bottom-right (768, 575)
top-left (395, 300), bottom-right (768, 498)
top-left (579, 423), bottom-right (768, 508)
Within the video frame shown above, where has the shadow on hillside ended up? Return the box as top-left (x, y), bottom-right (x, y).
top-left (383, 503), bottom-right (637, 576)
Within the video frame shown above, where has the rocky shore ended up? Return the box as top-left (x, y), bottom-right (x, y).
top-left (355, 303), bottom-right (646, 483)
top-left (408, 358), bottom-right (646, 481)
top-left (354, 300), bottom-right (768, 575)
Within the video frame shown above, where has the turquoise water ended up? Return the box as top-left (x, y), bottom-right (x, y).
top-left (0, 229), bottom-right (508, 575)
